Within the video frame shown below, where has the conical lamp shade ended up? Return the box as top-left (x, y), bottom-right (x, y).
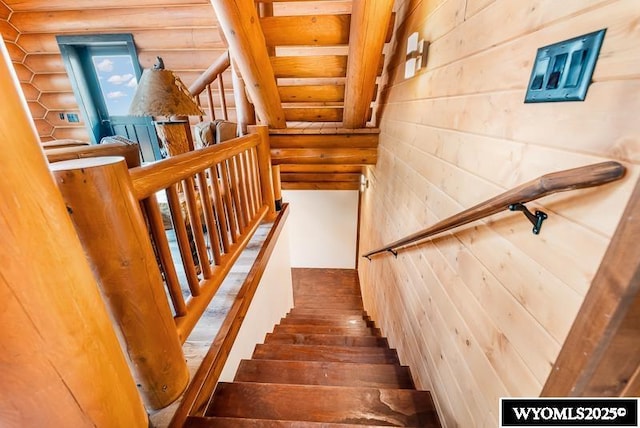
top-left (128, 69), bottom-right (203, 117)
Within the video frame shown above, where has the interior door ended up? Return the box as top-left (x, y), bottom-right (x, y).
top-left (57, 34), bottom-right (161, 162)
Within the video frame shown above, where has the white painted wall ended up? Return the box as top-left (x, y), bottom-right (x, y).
top-left (219, 219), bottom-right (294, 381)
top-left (282, 190), bottom-right (359, 268)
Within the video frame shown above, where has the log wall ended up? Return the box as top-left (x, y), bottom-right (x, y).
top-left (358, 1), bottom-right (640, 426)
top-left (0, 0), bottom-right (232, 142)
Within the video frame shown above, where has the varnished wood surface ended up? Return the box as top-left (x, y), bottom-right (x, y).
top-left (130, 133), bottom-right (260, 199)
top-left (364, 161), bottom-right (626, 258)
top-left (206, 383), bottom-right (438, 426)
top-left (253, 343), bottom-right (399, 364)
top-left (184, 417), bottom-right (394, 427)
top-left (271, 147), bottom-right (377, 165)
top-left (342, 0), bottom-right (393, 128)
top-left (168, 205), bottom-right (290, 427)
top-left (50, 157), bottom-right (189, 410)
top-left (271, 55), bottom-right (347, 78)
top-left (210, 0), bottom-right (286, 128)
top-left (0, 40), bottom-right (147, 427)
top-left (358, 1), bottom-right (640, 426)
top-left (284, 107), bottom-right (343, 123)
top-left (542, 174), bottom-right (640, 396)
top-left (261, 14), bottom-right (350, 46)
top-left (264, 332), bottom-right (387, 347)
top-left (183, 267), bottom-right (440, 427)
top-left (278, 84), bottom-right (345, 103)
top-left (235, 359), bottom-right (413, 388)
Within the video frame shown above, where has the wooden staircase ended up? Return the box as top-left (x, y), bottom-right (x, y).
top-left (183, 268), bottom-right (441, 427)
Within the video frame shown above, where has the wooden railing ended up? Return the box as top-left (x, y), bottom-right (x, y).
top-left (51, 126), bottom-right (275, 410)
top-left (130, 130), bottom-right (274, 341)
top-left (189, 50), bottom-right (231, 122)
top-left (363, 161), bottom-right (626, 259)
top-left (188, 49), bottom-right (257, 135)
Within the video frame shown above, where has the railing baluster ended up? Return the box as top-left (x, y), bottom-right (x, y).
top-left (142, 195), bottom-right (188, 317)
top-left (166, 184), bottom-right (201, 296)
top-left (197, 171), bottom-right (223, 265)
top-left (231, 154), bottom-right (250, 230)
top-left (219, 159), bottom-right (240, 242)
top-left (244, 149), bottom-right (258, 216)
top-left (238, 150), bottom-right (253, 217)
top-left (184, 176), bottom-right (212, 279)
top-left (250, 147), bottom-right (262, 210)
top-left (206, 84), bottom-right (216, 121)
top-left (217, 73), bottom-right (228, 121)
top-left (209, 165), bottom-right (231, 252)
top-left (228, 156), bottom-right (248, 232)
top-left (195, 95), bottom-right (204, 123)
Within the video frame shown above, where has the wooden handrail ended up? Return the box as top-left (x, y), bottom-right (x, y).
top-left (130, 133), bottom-right (259, 199)
top-left (363, 161), bottom-right (626, 259)
top-left (189, 50), bottom-right (230, 96)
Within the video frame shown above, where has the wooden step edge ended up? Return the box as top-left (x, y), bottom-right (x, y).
top-left (234, 359), bottom-right (416, 389)
top-left (206, 382), bottom-right (441, 427)
top-left (264, 332), bottom-right (389, 348)
top-left (184, 415), bottom-right (397, 427)
top-left (252, 344), bottom-right (400, 364)
top-left (272, 325), bottom-right (382, 337)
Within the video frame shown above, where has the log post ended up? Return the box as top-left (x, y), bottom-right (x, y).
top-left (209, 0), bottom-right (286, 128)
top-left (232, 60), bottom-right (256, 135)
top-left (50, 156), bottom-right (190, 411)
top-left (272, 164), bottom-right (283, 211)
top-left (249, 125), bottom-right (276, 216)
top-left (0, 40), bottom-right (147, 427)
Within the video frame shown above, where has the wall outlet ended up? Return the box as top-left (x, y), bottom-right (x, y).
top-left (524, 29), bottom-right (606, 103)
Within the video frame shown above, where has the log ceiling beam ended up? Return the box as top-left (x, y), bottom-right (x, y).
top-left (209, 0), bottom-right (286, 128)
top-left (342, 0), bottom-right (394, 128)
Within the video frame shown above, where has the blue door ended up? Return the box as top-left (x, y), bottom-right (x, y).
top-left (57, 34), bottom-right (162, 162)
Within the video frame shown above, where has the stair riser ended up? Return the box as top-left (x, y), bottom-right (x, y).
top-left (265, 333), bottom-right (388, 348)
top-left (253, 344), bottom-right (399, 364)
top-left (235, 360), bottom-right (415, 389)
top-left (273, 325), bottom-right (380, 336)
top-left (206, 383), bottom-right (440, 426)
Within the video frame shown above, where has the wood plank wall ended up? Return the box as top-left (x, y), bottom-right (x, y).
top-left (0, 0), bottom-right (231, 142)
top-left (358, 0), bottom-right (640, 426)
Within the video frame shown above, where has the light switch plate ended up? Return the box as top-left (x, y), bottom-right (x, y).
top-left (524, 29), bottom-right (606, 103)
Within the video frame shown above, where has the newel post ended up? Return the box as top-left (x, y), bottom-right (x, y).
top-left (249, 125), bottom-right (276, 216)
top-left (0, 40), bottom-right (147, 427)
top-left (50, 156), bottom-right (189, 411)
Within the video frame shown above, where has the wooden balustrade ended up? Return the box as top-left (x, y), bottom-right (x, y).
top-left (50, 125), bottom-right (275, 412)
top-left (132, 128), bottom-right (274, 340)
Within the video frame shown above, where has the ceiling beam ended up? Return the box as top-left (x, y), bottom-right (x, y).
top-left (342, 0), bottom-right (394, 128)
top-left (209, 0), bottom-right (286, 128)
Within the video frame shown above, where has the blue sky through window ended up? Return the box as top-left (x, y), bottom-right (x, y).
top-left (92, 55), bottom-right (138, 116)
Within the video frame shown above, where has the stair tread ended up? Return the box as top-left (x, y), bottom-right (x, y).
top-left (206, 383), bottom-right (440, 426)
top-left (235, 359), bottom-right (414, 389)
top-left (265, 333), bottom-right (388, 348)
top-left (273, 325), bottom-right (380, 336)
top-left (280, 317), bottom-right (370, 328)
top-left (185, 416), bottom-right (396, 427)
top-left (294, 295), bottom-right (364, 310)
top-left (288, 308), bottom-right (368, 317)
top-left (253, 343), bottom-right (398, 364)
